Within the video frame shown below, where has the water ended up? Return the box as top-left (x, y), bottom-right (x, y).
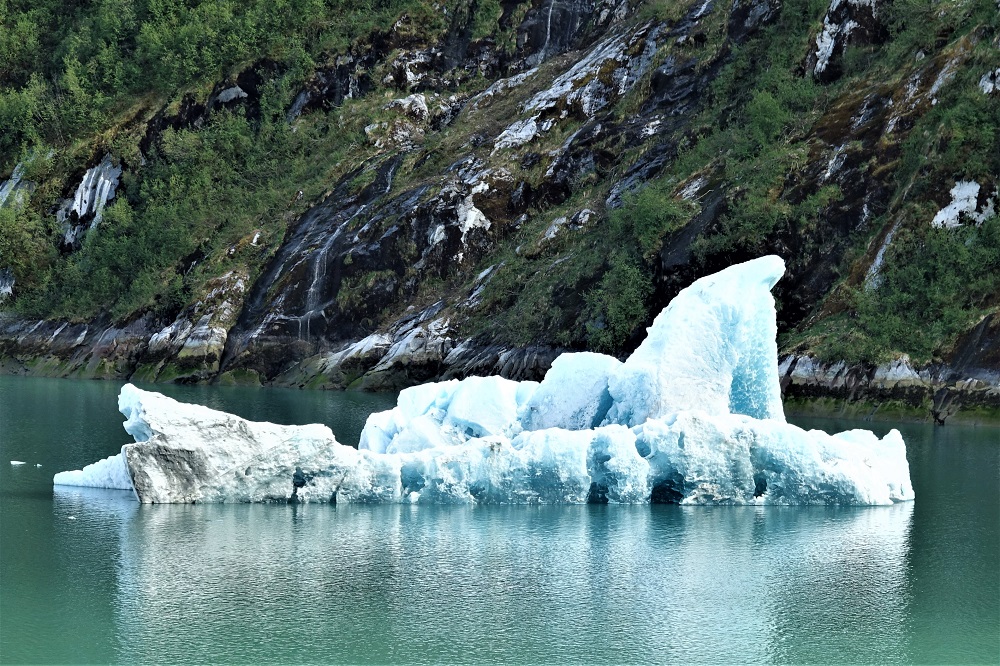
top-left (1, 376), bottom-right (997, 664)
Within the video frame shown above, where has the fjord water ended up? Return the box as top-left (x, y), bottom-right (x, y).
top-left (1, 377), bottom-right (997, 664)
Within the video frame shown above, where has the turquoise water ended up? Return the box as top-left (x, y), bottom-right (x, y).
top-left (1, 376), bottom-right (997, 664)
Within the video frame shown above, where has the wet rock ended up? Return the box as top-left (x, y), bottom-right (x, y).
top-left (810, 0), bottom-right (888, 83)
top-left (779, 348), bottom-right (1000, 423)
top-left (518, 0), bottom-right (596, 67)
top-left (135, 270), bottom-right (249, 382)
top-left (57, 154), bottom-right (122, 248)
top-left (493, 22), bottom-right (662, 153)
top-left (0, 269), bottom-right (13, 304)
top-left (286, 54), bottom-right (376, 122)
top-left (728, 0), bottom-right (781, 43)
top-left (357, 304), bottom-right (455, 390)
top-left (0, 314), bottom-right (158, 380)
top-left (524, 22), bottom-right (661, 118)
top-left (644, 56), bottom-right (701, 113)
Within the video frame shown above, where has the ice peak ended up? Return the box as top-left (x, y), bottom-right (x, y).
top-left (607, 255), bottom-right (786, 427)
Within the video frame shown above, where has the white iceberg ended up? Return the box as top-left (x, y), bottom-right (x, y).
top-left (54, 256), bottom-right (914, 505)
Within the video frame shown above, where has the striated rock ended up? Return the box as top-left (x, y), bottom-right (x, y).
top-left (358, 309), bottom-right (456, 390)
top-left (811, 0), bottom-right (887, 83)
top-left (518, 0), bottom-right (597, 67)
top-left (0, 269), bottom-right (13, 304)
top-left (0, 314), bottom-right (157, 380)
top-left (472, 68), bottom-right (539, 108)
top-left (780, 343), bottom-right (1000, 424)
top-left (494, 22), bottom-right (662, 152)
top-left (135, 270), bottom-right (249, 382)
top-left (728, 0), bottom-right (781, 43)
top-left (57, 154), bottom-right (122, 248)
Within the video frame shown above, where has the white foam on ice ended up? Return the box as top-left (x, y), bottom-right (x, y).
top-left (54, 256), bottom-right (914, 506)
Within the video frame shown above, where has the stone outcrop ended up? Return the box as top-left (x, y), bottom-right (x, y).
top-left (1, 0), bottom-right (997, 425)
top-left (781, 315), bottom-right (1000, 424)
top-left (57, 154), bottom-right (122, 248)
top-left (809, 0), bottom-right (888, 83)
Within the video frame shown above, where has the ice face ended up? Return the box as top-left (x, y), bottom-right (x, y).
top-left (606, 255), bottom-right (786, 427)
top-left (54, 256), bottom-right (914, 505)
top-left (52, 451), bottom-right (133, 491)
top-left (519, 352), bottom-right (621, 431)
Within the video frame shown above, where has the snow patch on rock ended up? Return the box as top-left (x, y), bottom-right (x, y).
top-left (931, 181), bottom-right (997, 228)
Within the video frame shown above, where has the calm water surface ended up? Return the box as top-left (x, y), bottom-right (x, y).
top-left (1, 376), bottom-right (997, 664)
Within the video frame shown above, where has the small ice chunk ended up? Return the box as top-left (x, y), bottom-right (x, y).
top-left (444, 375), bottom-right (524, 438)
top-left (520, 352), bottom-right (621, 431)
top-left (53, 451), bottom-right (133, 490)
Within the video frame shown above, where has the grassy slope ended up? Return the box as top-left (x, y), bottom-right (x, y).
top-left (1, 0), bottom-right (998, 369)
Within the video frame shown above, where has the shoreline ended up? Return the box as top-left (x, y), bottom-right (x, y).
top-left (3, 361), bottom-right (999, 427)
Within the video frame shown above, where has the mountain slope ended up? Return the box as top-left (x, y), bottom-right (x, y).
top-left (1, 0), bottom-right (998, 422)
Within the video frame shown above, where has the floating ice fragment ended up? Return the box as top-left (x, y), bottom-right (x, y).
top-left (54, 256), bottom-right (913, 505)
top-left (53, 452), bottom-right (132, 490)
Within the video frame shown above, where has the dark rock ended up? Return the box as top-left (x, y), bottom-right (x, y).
top-left (728, 0), bottom-right (781, 43)
top-left (644, 56), bottom-right (701, 114)
top-left (809, 0), bottom-right (889, 83)
top-left (286, 55), bottom-right (376, 122)
top-left (517, 0), bottom-right (596, 66)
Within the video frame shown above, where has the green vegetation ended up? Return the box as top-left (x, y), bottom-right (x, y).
top-left (1, 0), bottom-right (997, 376)
top-left (590, 0), bottom-right (999, 363)
top-left (0, 0), bottom-right (479, 321)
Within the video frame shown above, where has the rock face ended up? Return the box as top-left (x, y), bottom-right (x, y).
top-left (57, 154), bottom-right (122, 248)
top-left (0, 269), bottom-right (13, 304)
top-left (810, 0), bottom-right (887, 83)
top-left (782, 314), bottom-right (1000, 424)
top-left (0, 163), bottom-right (30, 208)
top-left (1, 0), bottom-right (998, 423)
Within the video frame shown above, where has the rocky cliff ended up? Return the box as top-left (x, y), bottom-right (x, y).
top-left (1, 0), bottom-right (998, 423)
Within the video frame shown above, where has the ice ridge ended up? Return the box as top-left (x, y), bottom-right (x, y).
top-left (54, 256), bottom-right (914, 505)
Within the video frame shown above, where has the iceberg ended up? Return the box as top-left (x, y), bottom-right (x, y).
top-left (54, 256), bottom-right (914, 505)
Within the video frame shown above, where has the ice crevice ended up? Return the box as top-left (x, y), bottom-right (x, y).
top-left (54, 256), bottom-right (914, 505)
